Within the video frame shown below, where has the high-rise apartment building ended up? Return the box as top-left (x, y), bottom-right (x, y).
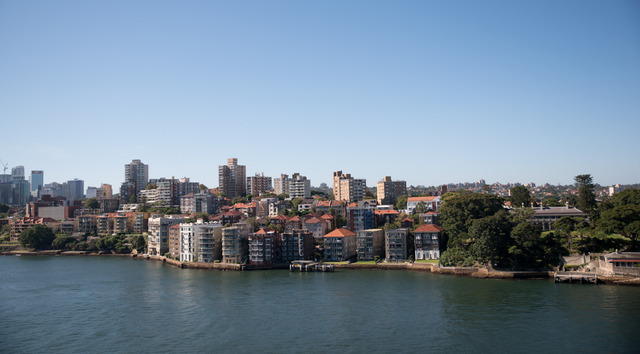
top-left (246, 172), bottom-right (272, 196)
top-left (289, 173), bottom-right (311, 199)
top-left (376, 176), bottom-right (407, 205)
top-left (274, 174), bottom-right (289, 196)
top-left (333, 171), bottom-right (366, 203)
top-left (273, 173), bottom-right (310, 198)
top-left (218, 158), bottom-right (246, 199)
top-left (124, 159), bottom-right (149, 195)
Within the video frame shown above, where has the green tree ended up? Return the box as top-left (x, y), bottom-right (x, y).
top-left (508, 222), bottom-right (542, 269)
top-left (597, 204), bottom-right (640, 250)
top-left (145, 183), bottom-right (157, 190)
top-left (439, 191), bottom-right (505, 249)
top-left (0, 204), bottom-right (10, 213)
top-left (19, 225), bottom-right (55, 250)
top-left (52, 236), bottom-right (78, 250)
top-left (553, 216), bottom-right (583, 251)
top-left (84, 197), bottom-right (99, 209)
top-left (412, 202), bottom-right (427, 215)
top-left (128, 194), bottom-right (137, 204)
top-left (575, 174), bottom-right (596, 213)
top-left (131, 235), bottom-right (146, 252)
top-left (199, 184), bottom-right (208, 191)
top-left (509, 186), bottom-right (533, 208)
top-left (395, 195), bottom-right (408, 210)
top-left (543, 197), bottom-right (562, 207)
top-left (468, 211), bottom-right (513, 268)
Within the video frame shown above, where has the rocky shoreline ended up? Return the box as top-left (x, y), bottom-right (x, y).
top-left (3, 250), bottom-right (639, 285)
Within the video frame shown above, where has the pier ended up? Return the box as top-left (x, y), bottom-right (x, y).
top-left (554, 272), bottom-right (598, 284)
top-left (289, 261), bottom-right (334, 272)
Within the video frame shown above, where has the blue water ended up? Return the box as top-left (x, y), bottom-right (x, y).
top-left (1, 256), bottom-right (639, 353)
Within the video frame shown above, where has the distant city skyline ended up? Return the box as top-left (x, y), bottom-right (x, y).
top-left (2, 1), bottom-right (638, 189)
top-left (1, 158), bottom-right (635, 193)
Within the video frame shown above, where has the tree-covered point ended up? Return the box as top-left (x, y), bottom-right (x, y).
top-left (19, 225), bottom-right (56, 250)
top-left (0, 203), bottom-right (10, 213)
top-left (439, 191), bottom-right (561, 269)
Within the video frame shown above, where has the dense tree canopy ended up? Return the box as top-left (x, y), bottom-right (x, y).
top-left (439, 191), bottom-right (558, 269)
top-left (19, 225), bottom-right (55, 250)
top-left (509, 186), bottom-right (533, 208)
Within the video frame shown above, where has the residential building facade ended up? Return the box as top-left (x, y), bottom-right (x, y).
top-left (333, 171), bottom-right (366, 203)
top-left (356, 229), bottom-right (384, 261)
top-left (218, 158), bottom-right (246, 199)
top-left (414, 224), bottom-right (443, 260)
top-left (385, 228), bottom-right (408, 261)
top-left (323, 228), bottom-right (357, 262)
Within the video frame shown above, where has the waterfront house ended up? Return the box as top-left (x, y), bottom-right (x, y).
top-left (414, 224), bottom-right (442, 260)
top-left (323, 228), bottom-right (356, 262)
top-left (600, 252), bottom-right (640, 276)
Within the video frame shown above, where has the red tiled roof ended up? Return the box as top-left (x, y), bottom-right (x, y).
top-left (169, 224), bottom-right (180, 229)
top-left (317, 200), bottom-right (343, 207)
top-left (289, 216), bottom-right (301, 222)
top-left (324, 228), bottom-right (356, 238)
top-left (320, 214), bottom-right (333, 220)
top-left (375, 210), bottom-right (399, 215)
top-left (305, 217), bottom-right (321, 224)
top-left (255, 228), bottom-right (267, 235)
top-left (347, 202), bottom-right (358, 208)
top-left (408, 196), bottom-right (438, 202)
top-left (402, 218), bottom-right (413, 222)
top-left (414, 224), bottom-right (443, 233)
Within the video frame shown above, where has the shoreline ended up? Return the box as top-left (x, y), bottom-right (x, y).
top-left (2, 250), bottom-right (639, 286)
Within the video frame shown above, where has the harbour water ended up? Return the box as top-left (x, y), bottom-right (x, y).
top-left (1, 256), bottom-right (639, 353)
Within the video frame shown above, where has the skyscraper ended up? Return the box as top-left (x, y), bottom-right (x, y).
top-left (218, 158), bottom-right (246, 199)
top-left (31, 170), bottom-right (44, 197)
top-left (11, 166), bottom-right (25, 180)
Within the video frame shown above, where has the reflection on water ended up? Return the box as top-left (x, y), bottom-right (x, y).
top-left (1, 256), bottom-right (639, 353)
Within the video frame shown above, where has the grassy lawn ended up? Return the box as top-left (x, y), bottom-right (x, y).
top-left (415, 259), bottom-right (439, 264)
top-left (322, 261), bottom-right (349, 264)
top-left (354, 261), bottom-right (378, 264)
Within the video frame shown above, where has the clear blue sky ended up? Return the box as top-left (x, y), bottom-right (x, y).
top-left (1, 0), bottom-right (638, 189)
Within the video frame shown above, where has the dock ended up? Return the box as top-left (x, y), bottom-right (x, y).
top-left (554, 271), bottom-right (598, 284)
top-left (289, 260), bottom-right (334, 272)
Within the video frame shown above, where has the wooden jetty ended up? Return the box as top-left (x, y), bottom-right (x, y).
top-left (554, 271), bottom-right (598, 284)
top-left (289, 260), bottom-right (334, 272)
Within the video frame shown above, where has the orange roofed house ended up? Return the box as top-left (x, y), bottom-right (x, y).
top-left (323, 228), bottom-right (357, 262)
